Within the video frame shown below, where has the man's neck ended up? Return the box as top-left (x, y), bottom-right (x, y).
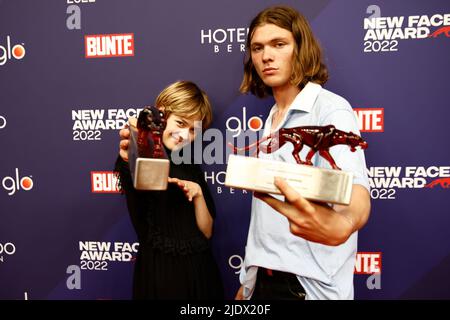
top-left (272, 84), bottom-right (301, 112)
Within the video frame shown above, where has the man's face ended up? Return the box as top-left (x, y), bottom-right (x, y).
top-left (162, 113), bottom-right (202, 150)
top-left (250, 23), bottom-right (296, 90)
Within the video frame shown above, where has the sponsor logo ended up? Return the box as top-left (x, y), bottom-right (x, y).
top-left (0, 36), bottom-right (26, 66)
top-left (363, 5), bottom-right (450, 53)
top-left (2, 169), bottom-right (33, 196)
top-left (0, 115), bottom-right (6, 129)
top-left (225, 107), bottom-right (263, 138)
top-left (369, 166), bottom-right (450, 200)
top-left (200, 27), bottom-right (248, 54)
top-left (0, 242), bottom-right (16, 263)
top-left (355, 251), bottom-right (382, 290)
top-left (353, 108), bottom-right (384, 132)
top-left (204, 170), bottom-right (247, 195)
top-left (72, 107), bottom-right (143, 141)
top-left (228, 254), bottom-right (244, 274)
top-left (425, 177), bottom-right (450, 188)
top-left (428, 25), bottom-right (450, 38)
top-left (85, 33), bottom-right (134, 58)
top-left (355, 252), bottom-right (382, 274)
top-left (204, 171), bottom-right (226, 186)
top-left (91, 171), bottom-right (120, 193)
top-left (78, 241), bottom-right (139, 271)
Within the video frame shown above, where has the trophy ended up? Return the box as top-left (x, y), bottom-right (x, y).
top-left (128, 106), bottom-right (170, 190)
top-left (225, 125), bottom-right (368, 205)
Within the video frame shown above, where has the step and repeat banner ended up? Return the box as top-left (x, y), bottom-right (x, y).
top-left (1, 0), bottom-right (449, 300)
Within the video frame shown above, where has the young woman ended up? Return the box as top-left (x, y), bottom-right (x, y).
top-left (115, 81), bottom-right (223, 299)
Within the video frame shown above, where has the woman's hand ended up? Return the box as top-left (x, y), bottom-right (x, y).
top-left (168, 177), bottom-right (203, 202)
top-left (119, 124), bottom-right (131, 162)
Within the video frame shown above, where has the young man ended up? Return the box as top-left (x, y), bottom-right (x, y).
top-left (235, 6), bottom-right (371, 300)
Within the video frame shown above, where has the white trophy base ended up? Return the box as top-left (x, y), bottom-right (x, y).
top-left (132, 158), bottom-right (169, 190)
top-left (225, 154), bottom-right (353, 205)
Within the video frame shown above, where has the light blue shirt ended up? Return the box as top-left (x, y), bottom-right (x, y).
top-left (240, 82), bottom-right (370, 300)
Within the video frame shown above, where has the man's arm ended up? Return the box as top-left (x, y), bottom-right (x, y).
top-left (254, 177), bottom-right (371, 246)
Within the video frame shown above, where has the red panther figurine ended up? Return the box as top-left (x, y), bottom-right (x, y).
top-left (136, 106), bottom-right (167, 159)
top-left (230, 125), bottom-right (368, 170)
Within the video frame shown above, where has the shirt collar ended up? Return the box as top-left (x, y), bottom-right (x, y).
top-left (264, 82), bottom-right (322, 135)
top-left (268, 82), bottom-right (322, 117)
top-left (288, 81), bottom-right (322, 113)
top-left (267, 81), bottom-right (322, 122)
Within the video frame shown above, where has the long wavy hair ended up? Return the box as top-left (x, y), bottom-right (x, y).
top-left (240, 5), bottom-right (329, 98)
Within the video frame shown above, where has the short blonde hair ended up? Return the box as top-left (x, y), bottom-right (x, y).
top-left (240, 6), bottom-right (329, 98)
top-left (155, 81), bottom-right (213, 129)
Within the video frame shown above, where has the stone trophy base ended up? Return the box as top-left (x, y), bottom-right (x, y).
top-left (225, 154), bottom-right (353, 205)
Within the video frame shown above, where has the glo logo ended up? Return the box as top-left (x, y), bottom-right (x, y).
top-left (0, 243), bottom-right (16, 256)
top-left (226, 107), bottom-right (263, 137)
top-left (0, 36), bottom-right (26, 66)
top-left (2, 168), bottom-right (33, 196)
top-left (0, 115), bottom-right (6, 129)
top-left (0, 242), bottom-right (16, 263)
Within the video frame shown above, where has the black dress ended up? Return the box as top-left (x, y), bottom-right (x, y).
top-left (115, 153), bottom-right (224, 300)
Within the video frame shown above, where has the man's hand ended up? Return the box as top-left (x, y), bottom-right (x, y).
top-left (235, 285), bottom-right (245, 300)
top-left (254, 177), bottom-right (370, 246)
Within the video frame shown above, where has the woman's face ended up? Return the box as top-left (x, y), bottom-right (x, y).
top-left (162, 113), bottom-right (202, 150)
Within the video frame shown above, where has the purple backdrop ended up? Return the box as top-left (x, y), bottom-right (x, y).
top-left (1, 0), bottom-right (450, 300)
